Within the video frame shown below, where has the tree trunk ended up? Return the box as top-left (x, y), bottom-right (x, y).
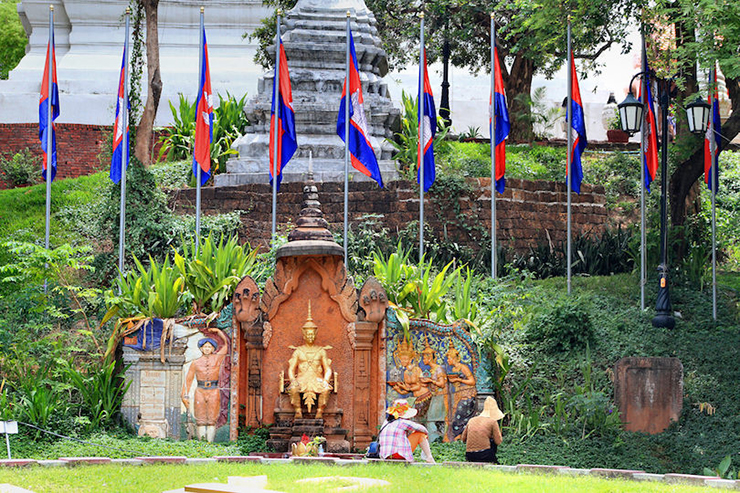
top-left (504, 55), bottom-right (535, 143)
top-left (669, 75), bottom-right (740, 230)
top-left (134, 0), bottom-right (162, 166)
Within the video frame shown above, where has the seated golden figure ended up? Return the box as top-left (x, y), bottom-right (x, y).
top-left (287, 302), bottom-right (333, 419)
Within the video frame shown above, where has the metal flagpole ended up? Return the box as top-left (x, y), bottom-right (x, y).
top-left (271, 10), bottom-right (282, 242)
top-left (45, 6), bottom-right (54, 268)
top-left (710, 65), bottom-right (717, 321)
top-left (118, 8), bottom-right (131, 275)
top-left (195, 6), bottom-right (204, 254)
top-left (490, 13), bottom-right (496, 279)
top-left (418, 13), bottom-right (425, 264)
top-left (640, 34), bottom-right (646, 311)
top-left (343, 11), bottom-right (350, 268)
top-left (566, 20), bottom-right (572, 295)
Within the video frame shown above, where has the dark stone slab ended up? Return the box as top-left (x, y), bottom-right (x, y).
top-left (517, 464), bottom-right (569, 474)
top-left (614, 357), bottom-right (683, 434)
top-left (589, 468), bottom-right (645, 479)
top-left (135, 456), bottom-right (187, 464)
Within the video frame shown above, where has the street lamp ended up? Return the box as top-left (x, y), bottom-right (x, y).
top-left (685, 98), bottom-right (711, 135)
top-left (618, 73), bottom-right (710, 328)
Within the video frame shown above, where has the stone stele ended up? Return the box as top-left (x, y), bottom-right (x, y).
top-left (215, 0), bottom-right (400, 187)
top-left (614, 357), bottom-right (683, 434)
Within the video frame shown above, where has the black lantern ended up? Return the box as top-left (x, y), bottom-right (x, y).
top-left (617, 91), bottom-right (645, 135)
top-left (685, 98), bottom-right (711, 135)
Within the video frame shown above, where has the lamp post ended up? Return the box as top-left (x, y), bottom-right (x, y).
top-left (618, 73), bottom-right (710, 329)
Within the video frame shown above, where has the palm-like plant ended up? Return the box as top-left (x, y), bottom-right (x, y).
top-left (175, 235), bottom-right (262, 316)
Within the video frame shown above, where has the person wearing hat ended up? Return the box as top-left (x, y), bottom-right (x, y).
top-left (461, 396), bottom-right (504, 463)
top-left (378, 399), bottom-right (436, 463)
top-left (181, 328), bottom-right (229, 442)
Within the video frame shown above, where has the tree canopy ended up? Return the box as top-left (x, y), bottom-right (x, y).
top-left (0, 0), bottom-right (28, 80)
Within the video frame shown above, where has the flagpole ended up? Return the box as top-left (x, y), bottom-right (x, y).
top-left (118, 8), bottom-right (130, 275)
top-left (45, 5), bottom-right (53, 259)
top-left (343, 11), bottom-right (351, 268)
top-left (710, 65), bottom-right (717, 321)
top-left (490, 13), bottom-right (496, 279)
top-left (195, 6), bottom-right (204, 253)
top-left (640, 33), bottom-right (646, 311)
top-left (418, 12), bottom-right (425, 264)
top-left (566, 20), bottom-right (572, 295)
top-left (271, 10), bottom-right (281, 242)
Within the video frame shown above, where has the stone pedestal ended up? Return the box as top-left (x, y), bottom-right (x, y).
top-left (614, 357), bottom-right (683, 434)
top-left (122, 340), bottom-right (187, 440)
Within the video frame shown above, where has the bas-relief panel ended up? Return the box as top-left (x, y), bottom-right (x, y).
top-left (123, 306), bottom-right (234, 443)
top-left (385, 309), bottom-right (479, 442)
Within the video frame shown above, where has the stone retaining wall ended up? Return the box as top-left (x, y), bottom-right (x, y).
top-left (169, 178), bottom-right (611, 253)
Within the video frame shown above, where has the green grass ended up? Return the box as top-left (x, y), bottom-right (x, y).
top-left (0, 463), bottom-right (718, 493)
top-left (7, 432), bottom-right (241, 460)
top-left (0, 171), bottom-right (109, 245)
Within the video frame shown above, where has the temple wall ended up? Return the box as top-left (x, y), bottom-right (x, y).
top-left (169, 178), bottom-right (611, 254)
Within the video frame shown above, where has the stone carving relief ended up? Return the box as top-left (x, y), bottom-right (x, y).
top-left (359, 277), bottom-right (388, 323)
top-left (261, 256), bottom-right (358, 322)
top-left (234, 276), bottom-right (261, 324)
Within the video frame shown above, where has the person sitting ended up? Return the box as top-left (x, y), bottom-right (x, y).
top-left (461, 396), bottom-right (504, 463)
top-left (378, 399), bottom-right (436, 463)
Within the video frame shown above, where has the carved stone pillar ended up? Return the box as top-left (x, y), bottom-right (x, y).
top-left (352, 320), bottom-right (379, 450)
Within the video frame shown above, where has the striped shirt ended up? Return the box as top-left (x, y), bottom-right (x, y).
top-left (379, 418), bottom-right (429, 462)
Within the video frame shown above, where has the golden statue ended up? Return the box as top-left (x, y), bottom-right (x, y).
top-left (287, 302), bottom-right (333, 419)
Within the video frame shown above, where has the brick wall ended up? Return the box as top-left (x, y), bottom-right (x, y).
top-left (0, 123), bottom-right (110, 188)
top-left (0, 124), bottom-right (169, 189)
top-left (169, 178), bottom-right (611, 253)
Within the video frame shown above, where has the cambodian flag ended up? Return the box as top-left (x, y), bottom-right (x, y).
top-left (193, 26), bottom-right (213, 186)
top-left (337, 31), bottom-right (382, 187)
top-left (110, 45), bottom-right (129, 184)
top-left (491, 46), bottom-right (510, 194)
top-left (39, 25), bottom-right (60, 182)
top-left (704, 68), bottom-right (722, 191)
top-left (640, 54), bottom-right (658, 193)
top-left (568, 54), bottom-right (587, 194)
top-left (418, 50), bottom-right (436, 192)
top-left (269, 40), bottom-right (297, 191)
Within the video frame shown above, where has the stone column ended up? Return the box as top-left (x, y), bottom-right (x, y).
top-left (352, 320), bottom-right (379, 450)
top-left (122, 340), bottom-right (187, 439)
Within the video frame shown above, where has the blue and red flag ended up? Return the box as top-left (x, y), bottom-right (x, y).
top-left (39, 25), bottom-right (60, 182)
top-left (704, 68), bottom-right (722, 191)
top-left (568, 54), bottom-right (587, 194)
top-left (110, 44), bottom-right (129, 184)
top-left (193, 26), bottom-right (214, 186)
top-left (418, 50), bottom-right (436, 192)
top-left (337, 31), bottom-right (382, 187)
top-left (491, 46), bottom-right (510, 194)
top-left (640, 54), bottom-right (658, 193)
top-left (269, 40), bottom-right (297, 191)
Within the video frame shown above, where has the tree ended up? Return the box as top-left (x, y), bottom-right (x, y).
top-left (366, 0), bottom-right (636, 142)
top-left (134, 0), bottom-right (162, 166)
top-left (251, 0), bottom-right (634, 141)
top-left (0, 0), bottom-right (27, 79)
top-left (645, 0), bottom-right (740, 233)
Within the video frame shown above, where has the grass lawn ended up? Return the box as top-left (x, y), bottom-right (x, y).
top-left (0, 463), bottom-right (718, 493)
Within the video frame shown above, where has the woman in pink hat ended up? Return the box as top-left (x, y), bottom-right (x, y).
top-left (378, 399), bottom-right (436, 463)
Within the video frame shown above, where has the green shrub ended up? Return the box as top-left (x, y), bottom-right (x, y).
top-left (236, 426), bottom-right (272, 455)
top-left (158, 92), bottom-right (250, 178)
top-left (0, 148), bottom-right (41, 187)
top-left (527, 295), bottom-right (594, 353)
top-left (388, 90), bottom-right (450, 178)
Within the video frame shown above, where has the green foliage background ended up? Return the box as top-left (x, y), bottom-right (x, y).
top-left (0, 0), bottom-right (26, 80)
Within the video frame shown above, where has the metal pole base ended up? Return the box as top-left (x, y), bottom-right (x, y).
top-left (652, 270), bottom-right (675, 329)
